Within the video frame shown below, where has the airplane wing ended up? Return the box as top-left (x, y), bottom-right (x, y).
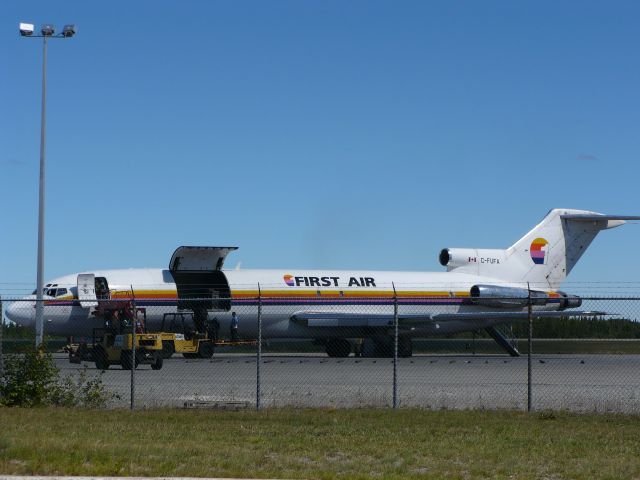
top-left (290, 310), bottom-right (608, 329)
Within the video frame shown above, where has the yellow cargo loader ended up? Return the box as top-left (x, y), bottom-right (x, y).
top-left (159, 313), bottom-right (215, 359)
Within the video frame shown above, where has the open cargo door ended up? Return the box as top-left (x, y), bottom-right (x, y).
top-left (170, 246), bottom-right (238, 271)
top-left (77, 273), bottom-right (98, 308)
top-left (169, 246), bottom-right (237, 311)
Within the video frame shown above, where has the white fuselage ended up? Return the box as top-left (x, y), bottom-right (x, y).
top-left (6, 267), bottom-right (556, 338)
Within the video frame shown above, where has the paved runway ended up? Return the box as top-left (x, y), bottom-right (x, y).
top-left (54, 353), bottom-right (640, 412)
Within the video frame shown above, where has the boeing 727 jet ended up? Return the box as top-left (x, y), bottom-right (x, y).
top-left (5, 209), bottom-right (639, 357)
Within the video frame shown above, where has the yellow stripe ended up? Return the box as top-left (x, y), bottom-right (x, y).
top-left (232, 289), bottom-right (468, 298)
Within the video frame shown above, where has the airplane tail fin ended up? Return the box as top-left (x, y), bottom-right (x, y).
top-left (442, 209), bottom-right (640, 289)
top-left (506, 209), bottom-right (639, 288)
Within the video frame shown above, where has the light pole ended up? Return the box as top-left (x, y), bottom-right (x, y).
top-left (19, 22), bottom-right (77, 347)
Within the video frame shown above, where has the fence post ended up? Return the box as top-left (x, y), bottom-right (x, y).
top-left (256, 283), bottom-right (262, 411)
top-left (0, 296), bottom-right (4, 380)
top-left (527, 282), bottom-right (532, 412)
top-left (130, 287), bottom-right (136, 411)
top-left (392, 282), bottom-right (398, 410)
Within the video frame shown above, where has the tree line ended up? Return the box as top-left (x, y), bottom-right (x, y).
top-left (510, 316), bottom-right (640, 339)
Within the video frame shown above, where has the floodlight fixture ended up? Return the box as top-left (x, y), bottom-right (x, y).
top-left (62, 24), bottom-right (76, 38)
top-left (19, 23), bottom-right (35, 36)
top-left (41, 24), bottom-right (55, 36)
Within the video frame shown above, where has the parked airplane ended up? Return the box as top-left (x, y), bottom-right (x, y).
top-left (5, 209), bottom-right (639, 357)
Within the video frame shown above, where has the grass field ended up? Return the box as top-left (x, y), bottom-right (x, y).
top-left (1, 408), bottom-right (639, 479)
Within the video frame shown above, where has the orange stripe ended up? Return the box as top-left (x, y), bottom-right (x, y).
top-left (232, 289), bottom-right (468, 298)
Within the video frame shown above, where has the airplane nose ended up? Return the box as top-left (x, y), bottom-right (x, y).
top-left (5, 298), bottom-right (36, 328)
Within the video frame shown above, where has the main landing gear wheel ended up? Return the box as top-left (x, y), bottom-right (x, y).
top-left (325, 338), bottom-right (351, 358)
top-left (360, 336), bottom-right (413, 357)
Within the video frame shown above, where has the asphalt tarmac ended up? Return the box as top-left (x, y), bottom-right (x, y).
top-left (54, 353), bottom-right (640, 413)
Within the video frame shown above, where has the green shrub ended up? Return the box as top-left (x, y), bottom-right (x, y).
top-left (0, 349), bottom-right (58, 406)
top-left (0, 348), bottom-right (118, 408)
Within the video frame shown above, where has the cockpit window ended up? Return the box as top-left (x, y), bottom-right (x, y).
top-left (33, 285), bottom-right (67, 296)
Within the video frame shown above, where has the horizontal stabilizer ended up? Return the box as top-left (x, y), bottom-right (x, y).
top-left (561, 214), bottom-right (640, 221)
top-left (561, 214), bottom-right (640, 230)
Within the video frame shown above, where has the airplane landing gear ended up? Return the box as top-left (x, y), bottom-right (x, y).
top-left (361, 336), bottom-right (413, 357)
top-left (325, 338), bottom-right (351, 357)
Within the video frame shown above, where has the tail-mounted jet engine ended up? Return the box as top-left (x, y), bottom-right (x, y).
top-left (470, 285), bottom-right (545, 308)
top-left (439, 248), bottom-right (506, 270)
top-left (470, 285), bottom-right (582, 310)
top-left (557, 291), bottom-right (582, 310)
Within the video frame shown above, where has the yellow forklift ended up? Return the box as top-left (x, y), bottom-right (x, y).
top-left (92, 330), bottom-right (164, 370)
top-left (90, 300), bottom-right (164, 370)
top-left (160, 312), bottom-right (215, 359)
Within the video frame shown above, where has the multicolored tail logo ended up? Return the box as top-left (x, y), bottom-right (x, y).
top-left (530, 238), bottom-right (549, 265)
top-left (283, 274), bottom-right (295, 286)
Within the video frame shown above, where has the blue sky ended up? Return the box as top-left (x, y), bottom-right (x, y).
top-left (1, 1), bottom-right (639, 296)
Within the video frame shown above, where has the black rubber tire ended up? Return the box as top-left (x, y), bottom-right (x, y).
top-left (120, 350), bottom-right (139, 370)
top-left (363, 336), bottom-right (412, 358)
top-left (94, 346), bottom-right (109, 370)
top-left (371, 336), bottom-right (393, 357)
top-left (151, 353), bottom-right (163, 370)
top-left (161, 340), bottom-right (175, 359)
top-left (326, 338), bottom-right (351, 358)
top-left (198, 342), bottom-right (214, 359)
top-left (135, 351), bottom-right (143, 368)
top-left (120, 350), bottom-right (133, 370)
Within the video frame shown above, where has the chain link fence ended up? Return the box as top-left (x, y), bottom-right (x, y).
top-left (2, 294), bottom-right (640, 412)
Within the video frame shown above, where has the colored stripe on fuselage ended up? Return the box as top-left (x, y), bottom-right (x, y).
top-left (44, 288), bottom-right (562, 308)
